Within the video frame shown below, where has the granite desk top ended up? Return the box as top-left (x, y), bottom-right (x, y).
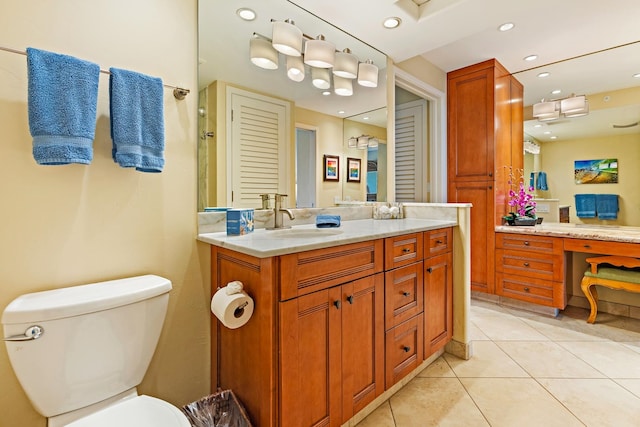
top-left (198, 218), bottom-right (457, 258)
top-left (495, 223), bottom-right (640, 244)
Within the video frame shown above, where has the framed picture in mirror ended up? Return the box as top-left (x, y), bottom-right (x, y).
top-left (347, 157), bottom-right (361, 183)
top-left (323, 154), bottom-right (339, 181)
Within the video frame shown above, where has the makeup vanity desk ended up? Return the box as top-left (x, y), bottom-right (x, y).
top-left (495, 223), bottom-right (640, 309)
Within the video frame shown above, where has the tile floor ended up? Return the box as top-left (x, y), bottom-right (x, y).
top-left (356, 299), bottom-right (640, 426)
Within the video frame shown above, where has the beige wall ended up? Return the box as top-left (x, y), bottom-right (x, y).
top-left (0, 2), bottom-right (210, 426)
top-left (538, 133), bottom-right (640, 226)
top-left (396, 55), bottom-right (447, 93)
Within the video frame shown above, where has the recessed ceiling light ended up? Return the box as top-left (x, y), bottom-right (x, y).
top-left (498, 22), bottom-right (515, 32)
top-left (524, 54), bottom-right (538, 61)
top-left (537, 72), bottom-right (550, 78)
top-left (534, 124), bottom-right (542, 128)
top-left (236, 8), bottom-right (256, 21)
top-left (383, 17), bottom-right (401, 29)
top-left (544, 131), bottom-right (552, 135)
top-left (338, 110), bottom-right (346, 115)
top-left (363, 116), bottom-right (370, 120)
top-left (322, 91), bottom-right (331, 96)
top-left (550, 136), bottom-right (557, 139)
top-left (634, 73), bottom-right (640, 78)
top-left (551, 89), bottom-right (561, 95)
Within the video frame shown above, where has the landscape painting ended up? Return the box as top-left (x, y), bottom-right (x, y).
top-left (574, 159), bottom-right (618, 184)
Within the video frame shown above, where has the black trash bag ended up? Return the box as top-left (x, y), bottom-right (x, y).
top-left (181, 390), bottom-right (252, 427)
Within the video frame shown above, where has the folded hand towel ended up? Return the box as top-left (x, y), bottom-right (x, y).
top-left (536, 171), bottom-right (548, 191)
top-left (596, 194), bottom-right (619, 220)
top-left (316, 215), bottom-right (341, 228)
top-left (575, 194), bottom-right (596, 218)
top-left (109, 68), bottom-right (165, 172)
top-left (26, 48), bottom-right (100, 165)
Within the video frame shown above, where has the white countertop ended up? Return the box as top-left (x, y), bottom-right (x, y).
top-left (198, 218), bottom-right (457, 258)
top-left (496, 222), bottom-right (640, 244)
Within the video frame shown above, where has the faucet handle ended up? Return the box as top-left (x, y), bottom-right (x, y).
top-left (274, 193), bottom-right (288, 202)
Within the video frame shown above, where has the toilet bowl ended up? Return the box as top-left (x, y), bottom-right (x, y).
top-left (2, 275), bottom-right (191, 427)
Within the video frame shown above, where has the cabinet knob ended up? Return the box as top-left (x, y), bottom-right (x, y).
top-left (402, 346), bottom-right (411, 353)
top-left (523, 262), bottom-right (530, 267)
top-left (524, 287), bottom-right (530, 292)
top-left (402, 291), bottom-right (411, 297)
top-left (523, 241), bottom-right (530, 246)
top-left (488, 185), bottom-right (493, 189)
top-left (488, 172), bottom-right (493, 177)
top-left (426, 267), bottom-right (433, 273)
top-left (333, 300), bottom-right (341, 309)
top-left (436, 240), bottom-right (443, 244)
top-left (402, 248), bottom-right (412, 254)
top-left (346, 295), bottom-right (354, 304)
top-left (584, 244), bottom-right (591, 249)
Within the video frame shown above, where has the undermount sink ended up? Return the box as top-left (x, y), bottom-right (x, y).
top-left (267, 228), bottom-right (344, 239)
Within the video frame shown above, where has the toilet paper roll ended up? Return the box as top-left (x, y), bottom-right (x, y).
top-left (211, 287), bottom-right (254, 329)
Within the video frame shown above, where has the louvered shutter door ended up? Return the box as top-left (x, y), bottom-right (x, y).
top-left (230, 91), bottom-right (289, 208)
top-left (395, 100), bottom-right (426, 202)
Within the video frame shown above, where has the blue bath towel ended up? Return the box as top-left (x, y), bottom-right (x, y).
top-left (26, 48), bottom-right (100, 165)
top-left (596, 194), bottom-right (619, 219)
top-left (575, 194), bottom-right (596, 218)
top-left (536, 171), bottom-right (548, 191)
top-left (109, 68), bottom-right (165, 172)
top-left (316, 215), bottom-right (341, 228)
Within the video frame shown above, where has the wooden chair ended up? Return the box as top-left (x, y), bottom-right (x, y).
top-left (581, 256), bottom-right (640, 323)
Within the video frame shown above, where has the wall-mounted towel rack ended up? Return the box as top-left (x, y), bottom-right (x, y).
top-left (0, 45), bottom-right (190, 100)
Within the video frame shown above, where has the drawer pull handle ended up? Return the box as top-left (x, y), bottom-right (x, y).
top-left (402, 346), bottom-right (411, 353)
top-left (524, 287), bottom-right (530, 292)
top-left (402, 291), bottom-right (411, 297)
top-left (347, 295), bottom-right (354, 304)
top-left (523, 262), bottom-right (530, 267)
top-left (426, 267), bottom-right (433, 273)
top-left (584, 244), bottom-right (591, 249)
top-left (523, 241), bottom-right (530, 246)
top-left (436, 240), bottom-right (443, 244)
top-left (334, 300), bottom-right (341, 309)
top-left (402, 248), bottom-right (412, 254)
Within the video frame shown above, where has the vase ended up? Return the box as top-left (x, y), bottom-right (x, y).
top-left (512, 217), bottom-right (537, 226)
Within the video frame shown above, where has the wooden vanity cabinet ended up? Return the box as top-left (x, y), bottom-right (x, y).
top-left (447, 59), bottom-right (523, 295)
top-left (424, 229), bottom-right (453, 358)
top-left (495, 232), bottom-right (566, 308)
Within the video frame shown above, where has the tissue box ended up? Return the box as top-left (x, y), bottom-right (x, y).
top-left (226, 209), bottom-right (254, 235)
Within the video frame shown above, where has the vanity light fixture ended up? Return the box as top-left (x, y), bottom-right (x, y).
top-left (311, 67), bottom-right (331, 89)
top-left (532, 94), bottom-right (589, 122)
top-left (286, 55), bottom-right (305, 82)
top-left (250, 35), bottom-right (279, 70)
top-left (383, 17), bottom-right (401, 29)
top-left (304, 35), bottom-right (335, 68)
top-left (348, 137), bottom-right (358, 148)
top-left (349, 135), bottom-right (378, 149)
top-left (357, 60), bottom-right (379, 88)
top-left (272, 19), bottom-right (303, 56)
top-left (333, 48), bottom-right (358, 79)
top-left (334, 75), bottom-right (353, 96)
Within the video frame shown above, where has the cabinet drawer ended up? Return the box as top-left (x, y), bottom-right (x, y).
top-left (496, 272), bottom-right (566, 309)
top-left (425, 227), bottom-right (452, 257)
top-left (495, 249), bottom-right (564, 282)
top-left (384, 233), bottom-right (424, 270)
top-left (384, 262), bottom-right (424, 330)
top-left (564, 238), bottom-right (640, 258)
top-left (280, 239), bottom-right (384, 301)
top-left (385, 314), bottom-right (424, 387)
top-left (496, 232), bottom-right (562, 255)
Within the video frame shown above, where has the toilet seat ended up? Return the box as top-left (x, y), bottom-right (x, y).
top-left (64, 395), bottom-right (191, 427)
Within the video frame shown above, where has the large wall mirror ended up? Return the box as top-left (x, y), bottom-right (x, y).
top-left (197, 0), bottom-right (387, 211)
top-left (513, 41), bottom-right (640, 225)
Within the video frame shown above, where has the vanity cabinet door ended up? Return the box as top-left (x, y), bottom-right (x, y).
top-left (424, 252), bottom-right (453, 358)
top-left (280, 274), bottom-right (385, 427)
top-left (280, 286), bottom-right (342, 427)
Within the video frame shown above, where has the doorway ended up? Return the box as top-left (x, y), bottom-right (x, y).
top-left (295, 127), bottom-right (317, 208)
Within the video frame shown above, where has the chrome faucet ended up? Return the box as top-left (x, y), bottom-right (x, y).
top-left (269, 193), bottom-right (295, 229)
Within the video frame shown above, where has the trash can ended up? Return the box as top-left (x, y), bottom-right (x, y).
top-left (181, 389), bottom-right (252, 427)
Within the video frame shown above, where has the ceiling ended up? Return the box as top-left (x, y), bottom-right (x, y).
top-left (289, 0), bottom-right (640, 143)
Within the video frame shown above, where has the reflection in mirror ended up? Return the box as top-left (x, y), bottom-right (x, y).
top-left (513, 41), bottom-right (640, 225)
top-left (198, 0), bottom-right (387, 211)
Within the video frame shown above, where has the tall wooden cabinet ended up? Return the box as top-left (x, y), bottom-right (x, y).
top-left (447, 59), bottom-right (523, 294)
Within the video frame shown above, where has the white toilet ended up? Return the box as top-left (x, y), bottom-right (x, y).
top-left (2, 275), bottom-right (191, 427)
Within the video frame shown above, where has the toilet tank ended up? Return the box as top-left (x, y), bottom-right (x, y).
top-left (2, 275), bottom-right (172, 418)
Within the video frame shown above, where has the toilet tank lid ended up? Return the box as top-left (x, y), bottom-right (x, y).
top-left (2, 275), bottom-right (172, 325)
